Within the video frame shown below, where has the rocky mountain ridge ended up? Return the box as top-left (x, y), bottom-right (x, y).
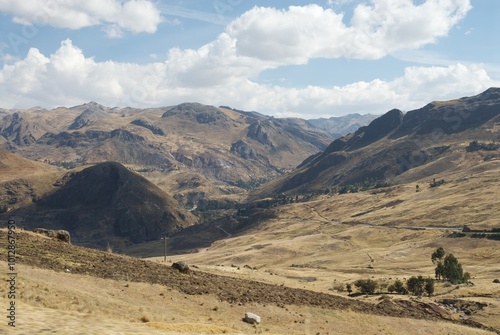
top-left (258, 88), bottom-right (500, 195)
top-left (0, 102), bottom-right (339, 203)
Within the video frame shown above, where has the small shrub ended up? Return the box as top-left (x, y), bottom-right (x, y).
top-left (140, 316), bottom-right (150, 323)
top-left (430, 178), bottom-right (446, 188)
top-left (333, 283), bottom-right (344, 292)
top-left (346, 283), bottom-right (353, 295)
top-left (493, 279), bottom-right (500, 284)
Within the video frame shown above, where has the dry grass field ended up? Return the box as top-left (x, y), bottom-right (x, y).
top-left (1, 159), bottom-right (499, 334)
top-left (159, 165), bottom-right (500, 333)
top-left (0, 262), bottom-right (496, 335)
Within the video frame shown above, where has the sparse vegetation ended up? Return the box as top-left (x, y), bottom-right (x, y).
top-left (466, 140), bottom-right (500, 152)
top-left (338, 178), bottom-right (391, 194)
top-left (346, 283), bottom-right (353, 295)
top-left (430, 178), bottom-right (446, 188)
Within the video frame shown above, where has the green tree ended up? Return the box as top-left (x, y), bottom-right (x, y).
top-left (431, 247), bottom-right (445, 263)
top-left (424, 278), bottom-right (435, 296)
top-left (393, 279), bottom-right (407, 294)
top-left (443, 253), bottom-right (464, 284)
top-left (432, 249), bottom-right (469, 284)
top-left (463, 272), bottom-right (471, 284)
top-left (407, 276), bottom-right (425, 296)
top-left (432, 248), bottom-right (445, 280)
top-left (354, 279), bottom-right (377, 295)
top-left (435, 262), bottom-right (445, 280)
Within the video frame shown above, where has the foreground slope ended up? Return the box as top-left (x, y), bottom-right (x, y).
top-left (260, 88), bottom-right (500, 195)
top-left (163, 164), bottom-right (500, 333)
top-left (1, 162), bottom-right (197, 249)
top-left (0, 229), bottom-right (496, 334)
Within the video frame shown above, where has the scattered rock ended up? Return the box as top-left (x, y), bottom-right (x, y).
top-left (243, 312), bottom-right (261, 324)
top-left (33, 228), bottom-right (71, 244)
top-left (172, 261), bottom-right (190, 274)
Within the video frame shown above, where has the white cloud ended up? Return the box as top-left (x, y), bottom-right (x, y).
top-left (0, 39), bottom-right (498, 118)
top-left (1, 1), bottom-right (496, 118)
top-left (226, 1), bottom-right (471, 63)
top-left (0, 0), bottom-right (162, 37)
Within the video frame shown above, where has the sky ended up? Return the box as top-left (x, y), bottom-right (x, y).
top-left (0, 0), bottom-right (499, 118)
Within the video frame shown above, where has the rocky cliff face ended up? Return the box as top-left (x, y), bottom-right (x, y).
top-left (69, 106), bottom-right (109, 130)
top-left (0, 113), bottom-right (38, 146)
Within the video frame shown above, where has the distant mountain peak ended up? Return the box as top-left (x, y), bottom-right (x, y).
top-left (162, 102), bottom-right (230, 125)
top-left (470, 87), bottom-right (500, 101)
top-left (83, 101), bottom-right (105, 108)
top-left (307, 113), bottom-right (378, 138)
top-left (68, 107), bottom-right (109, 130)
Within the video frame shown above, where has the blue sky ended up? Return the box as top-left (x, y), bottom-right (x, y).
top-left (0, 0), bottom-right (499, 118)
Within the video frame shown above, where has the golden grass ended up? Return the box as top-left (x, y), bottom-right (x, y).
top-left (0, 263), bottom-right (495, 335)
top-left (149, 166), bottom-right (500, 332)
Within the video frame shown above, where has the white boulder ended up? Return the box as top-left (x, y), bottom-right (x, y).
top-left (243, 312), bottom-right (261, 324)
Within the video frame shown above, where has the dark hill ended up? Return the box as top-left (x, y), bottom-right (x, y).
top-left (257, 88), bottom-right (500, 195)
top-left (2, 162), bottom-right (197, 250)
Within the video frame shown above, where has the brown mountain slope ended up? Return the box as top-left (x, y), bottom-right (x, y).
top-left (0, 102), bottom-right (333, 202)
top-left (258, 88), bottom-right (500, 195)
top-left (0, 149), bottom-right (61, 212)
top-left (1, 162), bottom-right (197, 249)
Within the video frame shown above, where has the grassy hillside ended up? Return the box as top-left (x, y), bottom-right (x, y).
top-left (0, 229), bottom-right (497, 334)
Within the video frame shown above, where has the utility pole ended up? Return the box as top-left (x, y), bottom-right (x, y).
top-left (161, 233), bottom-right (167, 263)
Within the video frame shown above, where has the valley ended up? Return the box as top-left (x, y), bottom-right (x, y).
top-left (0, 88), bottom-right (499, 334)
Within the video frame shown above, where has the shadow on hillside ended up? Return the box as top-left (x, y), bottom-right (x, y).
top-left (123, 208), bottom-right (277, 258)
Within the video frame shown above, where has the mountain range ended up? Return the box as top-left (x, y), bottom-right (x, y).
top-left (0, 102), bottom-right (350, 206)
top-left (1, 88), bottom-right (500, 250)
top-left (259, 88), bottom-right (500, 195)
top-left (308, 113), bottom-right (378, 138)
